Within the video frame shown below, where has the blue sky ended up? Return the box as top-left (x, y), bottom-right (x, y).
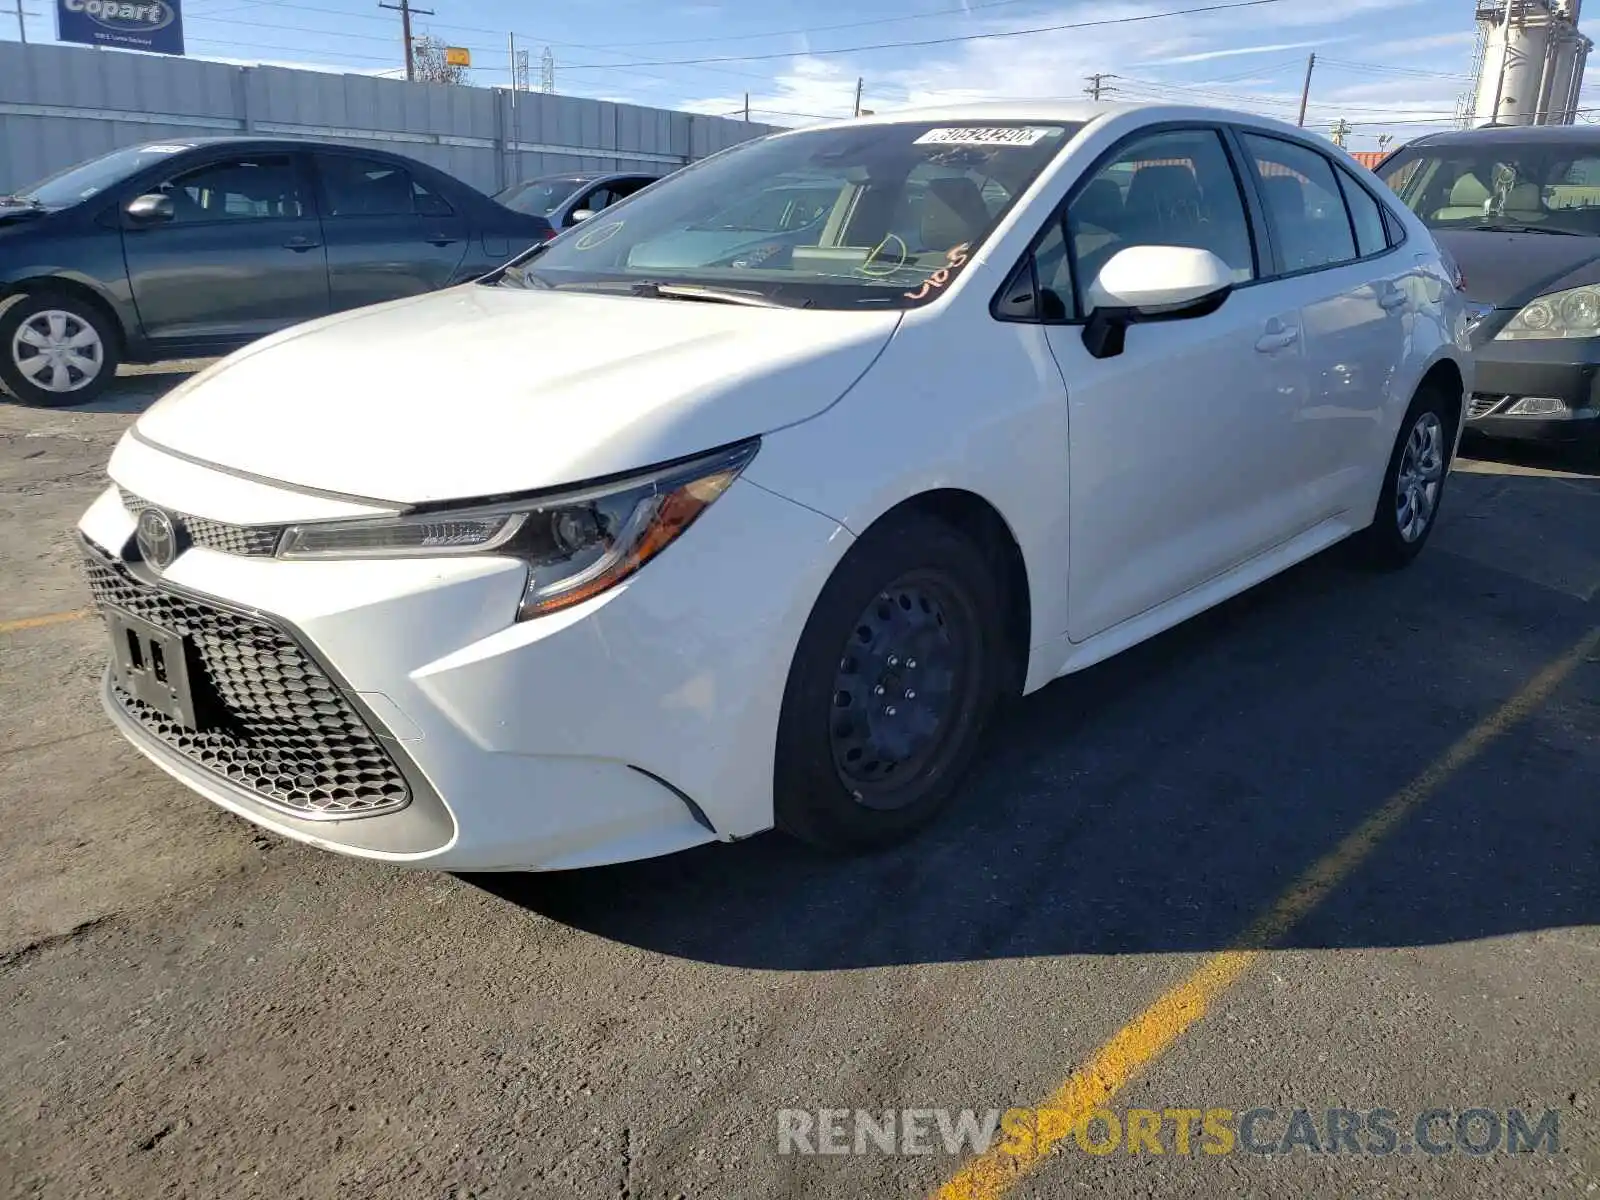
top-left (3, 0), bottom-right (1579, 148)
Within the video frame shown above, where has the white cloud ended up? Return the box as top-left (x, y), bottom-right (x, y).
top-left (1136, 39), bottom-right (1334, 68)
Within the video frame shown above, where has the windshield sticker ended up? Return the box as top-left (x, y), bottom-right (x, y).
top-left (141, 144), bottom-right (191, 155)
top-left (914, 127), bottom-right (1054, 147)
top-left (904, 242), bottom-right (971, 300)
top-left (574, 220), bottom-right (625, 251)
top-left (857, 233), bottom-right (909, 278)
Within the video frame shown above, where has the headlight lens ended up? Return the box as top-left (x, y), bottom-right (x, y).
top-left (1496, 285), bottom-right (1600, 340)
top-left (277, 440), bottom-right (759, 620)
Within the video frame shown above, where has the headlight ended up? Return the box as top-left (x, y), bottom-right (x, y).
top-left (277, 440), bottom-right (759, 620)
top-left (1495, 285), bottom-right (1600, 340)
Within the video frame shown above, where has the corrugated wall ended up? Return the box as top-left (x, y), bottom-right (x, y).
top-left (0, 41), bottom-right (780, 195)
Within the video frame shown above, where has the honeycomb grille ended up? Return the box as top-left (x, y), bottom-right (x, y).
top-left (120, 489), bottom-right (282, 557)
top-left (84, 547), bottom-right (410, 819)
top-left (1467, 394), bottom-right (1506, 420)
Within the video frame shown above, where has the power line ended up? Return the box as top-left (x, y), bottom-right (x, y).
top-left (562, 0), bottom-right (1301, 70)
top-left (1317, 57), bottom-right (1473, 82)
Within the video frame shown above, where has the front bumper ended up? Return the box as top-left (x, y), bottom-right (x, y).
top-left (1465, 332), bottom-right (1600, 445)
top-left (78, 459), bottom-right (850, 872)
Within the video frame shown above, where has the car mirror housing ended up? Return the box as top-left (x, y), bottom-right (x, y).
top-left (1082, 245), bottom-right (1234, 359)
top-left (126, 193), bottom-right (176, 224)
top-left (569, 208), bottom-right (596, 224)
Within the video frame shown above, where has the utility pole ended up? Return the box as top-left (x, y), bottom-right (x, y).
top-left (378, 0), bottom-right (433, 83)
top-left (13, 0), bottom-right (27, 43)
top-left (1084, 73), bottom-right (1117, 102)
top-left (743, 92), bottom-right (750, 122)
top-left (1296, 52), bottom-right (1316, 126)
top-left (1328, 117), bottom-right (1351, 147)
top-left (853, 77), bottom-right (864, 118)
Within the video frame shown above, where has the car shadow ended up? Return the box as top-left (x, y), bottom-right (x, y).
top-left (0, 360), bottom-right (213, 416)
top-left (463, 464), bottom-right (1600, 970)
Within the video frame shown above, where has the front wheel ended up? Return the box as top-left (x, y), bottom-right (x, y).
top-left (1351, 387), bottom-right (1454, 568)
top-left (0, 292), bottom-right (120, 407)
top-left (774, 512), bottom-right (1011, 852)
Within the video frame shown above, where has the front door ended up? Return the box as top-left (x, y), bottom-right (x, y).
top-left (312, 153), bottom-right (471, 310)
top-left (1040, 126), bottom-right (1309, 642)
top-left (122, 151), bottom-right (330, 348)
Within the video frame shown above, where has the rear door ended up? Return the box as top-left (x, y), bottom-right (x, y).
top-left (122, 150), bottom-right (330, 348)
top-left (312, 152), bottom-right (471, 310)
top-left (1237, 132), bottom-right (1407, 519)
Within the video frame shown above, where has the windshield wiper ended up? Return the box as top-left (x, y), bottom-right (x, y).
top-left (1472, 223), bottom-right (1586, 236)
top-left (630, 281), bottom-right (807, 309)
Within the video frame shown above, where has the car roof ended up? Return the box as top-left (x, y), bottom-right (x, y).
top-left (767, 100), bottom-right (1338, 144)
top-left (132, 135), bottom-right (420, 156)
top-left (1405, 123), bottom-right (1600, 148)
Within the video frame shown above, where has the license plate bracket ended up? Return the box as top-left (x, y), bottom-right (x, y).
top-left (104, 606), bottom-right (205, 730)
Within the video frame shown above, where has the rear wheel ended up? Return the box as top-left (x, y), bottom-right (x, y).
top-left (775, 512), bottom-right (1010, 852)
top-left (1351, 386), bottom-right (1454, 568)
top-left (0, 292), bottom-right (119, 407)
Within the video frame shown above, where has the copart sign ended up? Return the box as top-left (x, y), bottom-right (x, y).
top-left (57, 0), bottom-right (186, 56)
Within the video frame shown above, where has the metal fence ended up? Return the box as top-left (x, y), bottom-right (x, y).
top-left (0, 41), bottom-right (780, 195)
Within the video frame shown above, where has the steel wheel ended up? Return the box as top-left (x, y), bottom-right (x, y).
top-left (828, 572), bottom-right (975, 810)
top-left (1395, 410), bottom-right (1445, 543)
top-left (11, 309), bottom-right (106, 395)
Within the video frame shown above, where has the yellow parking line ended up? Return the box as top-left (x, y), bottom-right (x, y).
top-left (0, 609), bottom-right (92, 634)
top-left (934, 623), bottom-right (1600, 1200)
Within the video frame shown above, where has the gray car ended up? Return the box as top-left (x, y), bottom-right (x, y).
top-left (494, 172), bottom-right (662, 230)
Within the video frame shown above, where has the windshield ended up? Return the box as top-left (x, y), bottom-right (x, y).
top-left (1379, 143), bottom-right (1600, 236)
top-left (16, 143), bottom-right (193, 209)
top-left (497, 177), bottom-right (587, 217)
top-left (489, 121), bottom-right (1083, 310)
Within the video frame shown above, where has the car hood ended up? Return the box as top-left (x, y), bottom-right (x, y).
top-left (134, 284), bottom-right (901, 505)
top-left (1432, 227), bottom-right (1600, 309)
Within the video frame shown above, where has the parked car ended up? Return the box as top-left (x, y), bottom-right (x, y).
top-left (0, 137), bottom-right (555, 406)
top-left (1378, 124), bottom-right (1600, 450)
top-left (79, 103), bottom-right (1469, 872)
top-left (494, 171), bottom-right (661, 230)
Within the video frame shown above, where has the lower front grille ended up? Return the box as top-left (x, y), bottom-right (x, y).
top-left (83, 545), bottom-right (410, 819)
top-left (1468, 394), bottom-right (1507, 420)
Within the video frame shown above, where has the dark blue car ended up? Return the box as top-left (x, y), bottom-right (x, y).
top-left (0, 137), bottom-right (554, 406)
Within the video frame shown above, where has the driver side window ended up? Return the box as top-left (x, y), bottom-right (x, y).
top-left (1065, 128), bottom-right (1256, 310)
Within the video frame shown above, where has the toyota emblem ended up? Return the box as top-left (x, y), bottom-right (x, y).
top-left (135, 507), bottom-right (180, 570)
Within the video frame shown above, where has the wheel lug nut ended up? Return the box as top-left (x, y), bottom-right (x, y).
top-left (874, 685), bottom-right (885, 696)
top-left (887, 655), bottom-right (899, 667)
top-left (904, 689), bottom-right (916, 700)
top-left (906, 658), bottom-right (917, 669)
top-left (885, 706), bottom-right (898, 717)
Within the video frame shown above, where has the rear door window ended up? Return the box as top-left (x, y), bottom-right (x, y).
top-left (318, 155), bottom-right (422, 217)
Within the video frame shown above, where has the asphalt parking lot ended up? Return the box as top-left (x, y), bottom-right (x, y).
top-left (2, 367), bottom-right (1597, 1200)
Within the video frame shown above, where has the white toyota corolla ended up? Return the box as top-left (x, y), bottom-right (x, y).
top-left (78, 103), bottom-right (1471, 871)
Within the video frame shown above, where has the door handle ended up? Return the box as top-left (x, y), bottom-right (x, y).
top-left (283, 236), bottom-right (321, 251)
top-left (1378, 286), bottom-right (1409, 312)
top-left (1255, 326), bottom-right (1300, 353)
top-left (426, 234), bottom-right (461, 246)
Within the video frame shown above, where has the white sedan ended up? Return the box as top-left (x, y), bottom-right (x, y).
top-left (78, 103), bottom-right (1471, 871)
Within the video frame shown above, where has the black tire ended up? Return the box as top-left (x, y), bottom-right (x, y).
top-left (1350, 384), bottom-right (1456, 569)
top-left (775, 511), bottom-right (1012, 852)
top-left (0, 291), bottom-right (120, 408)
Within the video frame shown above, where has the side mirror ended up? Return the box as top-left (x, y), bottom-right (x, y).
top-left (569, 208), bottom-right (596, 224)
top-left (1081, 245), bottom-right (1234, 359)
top-left (126, 193), bottom-right (175, 224)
